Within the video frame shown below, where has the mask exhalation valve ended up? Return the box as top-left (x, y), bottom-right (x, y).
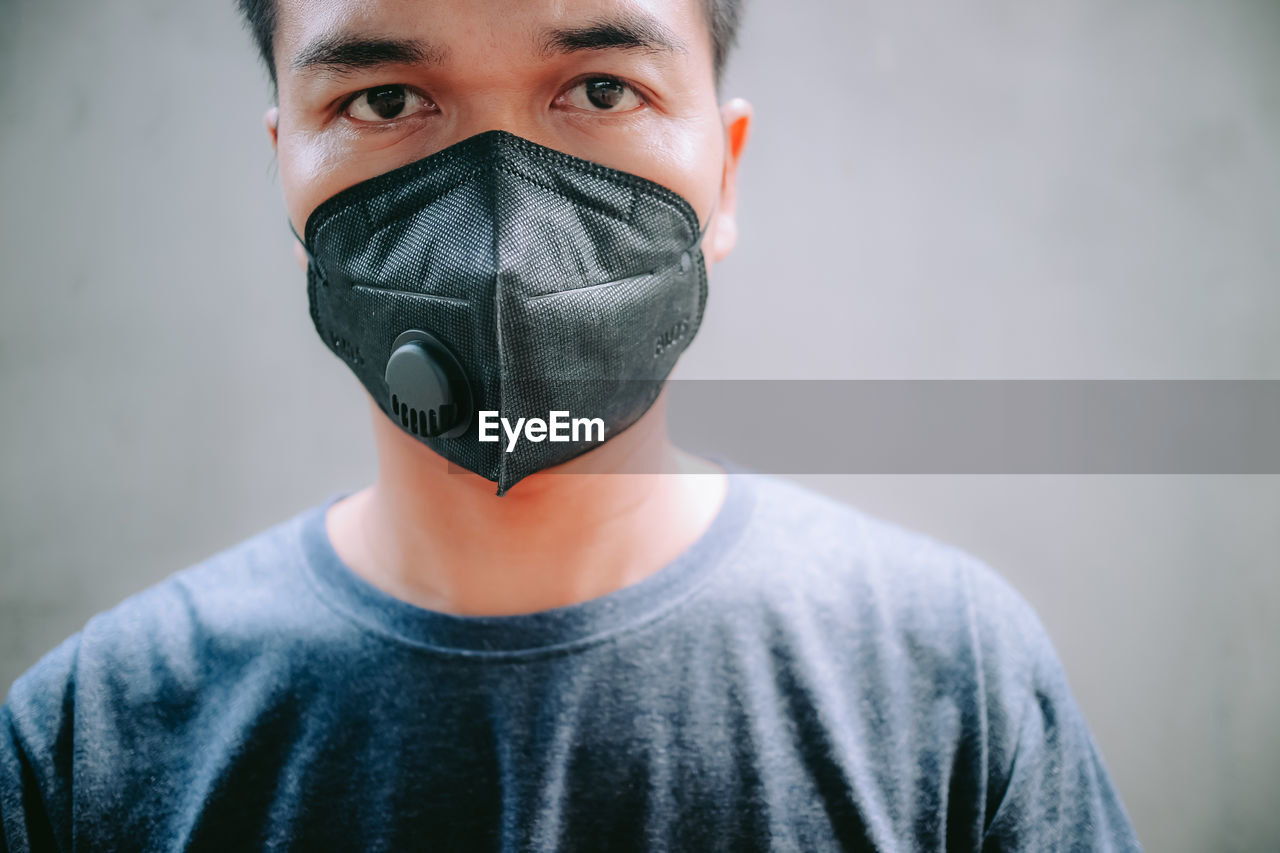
top-left (384, 330), bottom-right (473, 439)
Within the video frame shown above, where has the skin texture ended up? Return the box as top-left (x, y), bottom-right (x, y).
top-left (265, 0), bottom-right (752, 616)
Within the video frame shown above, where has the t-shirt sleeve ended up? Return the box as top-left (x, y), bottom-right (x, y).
top-left (1, 635), bottom-right (80, 853)
top-left (966, 563), bottom-right (1142, 852)
top-left (980, 644), bottom-right (1141, 851)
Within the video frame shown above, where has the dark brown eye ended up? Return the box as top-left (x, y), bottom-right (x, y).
top-left (366, 86), bottom-right (406, 119)
top-left (586, 80), bottom-right (625, 109)
top-left (563, 78), bottom-right (642, 113)
top-left (345, 85), bottom-right (433, 123)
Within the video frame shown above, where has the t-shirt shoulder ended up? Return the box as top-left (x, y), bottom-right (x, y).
top-left (726, 476), bottom-right (1143, 848)
top-left (6, 504), bottom-right (328, 719)
top-left (728, 473), bottom-right (1053, 683)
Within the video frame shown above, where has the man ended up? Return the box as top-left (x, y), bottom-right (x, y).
top-left (0, 0), bottom-right (1141, 849)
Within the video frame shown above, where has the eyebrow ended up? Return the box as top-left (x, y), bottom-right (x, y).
top-left (539, 14), bottom-right (689, 58)
top-left (291, 34), bottom-right (446, 74)
top-left (290, 13), bottom-right (686, 77)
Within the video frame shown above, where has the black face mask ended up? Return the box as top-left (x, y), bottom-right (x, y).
top-left (297, 130), bottom-right (709, 494)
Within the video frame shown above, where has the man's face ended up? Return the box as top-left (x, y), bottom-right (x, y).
top-left (269, 0), bottom-right (745, 266)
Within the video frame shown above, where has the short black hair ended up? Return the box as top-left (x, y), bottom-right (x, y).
top-left (235, 0), bottom-right (743, 91)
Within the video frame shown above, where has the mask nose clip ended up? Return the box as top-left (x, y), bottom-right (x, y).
top-left (384, 330), bottom-right (473, 439)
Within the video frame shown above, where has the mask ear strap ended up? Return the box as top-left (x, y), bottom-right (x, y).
top-left (288, 217), bottom-right (321, 267)
top-left (693, 200), bottom-right (718, 248)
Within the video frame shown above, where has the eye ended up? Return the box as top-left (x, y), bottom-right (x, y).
top-left (561, 77), bottom-right (644, 113)
top-left (344, 85), bottom-right (435, 123)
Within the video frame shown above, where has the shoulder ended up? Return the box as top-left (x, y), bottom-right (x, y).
top-left (721, 476), bottom-right (1146, 845)
top-left (88, 502), bottom-right (327, 660)
top-left (5, 503), bottom-right (332, 726)
top-left (717, 472), bottom-right (1071, 750)
top-left (729, 473), bottom-right (1049, 666)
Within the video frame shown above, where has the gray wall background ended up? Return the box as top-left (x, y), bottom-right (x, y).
top-left (1, 0), bottom-right (1277, 849)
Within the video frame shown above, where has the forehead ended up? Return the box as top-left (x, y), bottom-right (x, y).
top-left (274, 0), bottom-right (713, 77)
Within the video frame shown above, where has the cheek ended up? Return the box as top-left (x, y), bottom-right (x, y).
top-left (585, 118), bottom-right (723, 230)
top-left (642, 117), bottom-right (725, 226)
top-left (279, 135), bottom-right (335, 233)
top-left (278, 131), bottom-right (377, 234)
top-left (669, 144), bottom-right (722, 225)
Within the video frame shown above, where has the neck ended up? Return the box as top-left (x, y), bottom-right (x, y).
top-left (326, 391), bottom-right (727, 616)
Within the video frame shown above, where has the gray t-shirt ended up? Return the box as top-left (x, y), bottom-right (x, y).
top-left (1, 473), bottom-right (1140, 851)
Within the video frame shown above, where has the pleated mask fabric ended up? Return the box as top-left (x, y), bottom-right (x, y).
top-left (300, 130), bottom-right (709, 494)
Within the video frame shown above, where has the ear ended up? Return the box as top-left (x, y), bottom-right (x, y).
top-left (263, 106), bottom-right (279, 150)
top-left (707, 98), bottom-right (753, 266)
